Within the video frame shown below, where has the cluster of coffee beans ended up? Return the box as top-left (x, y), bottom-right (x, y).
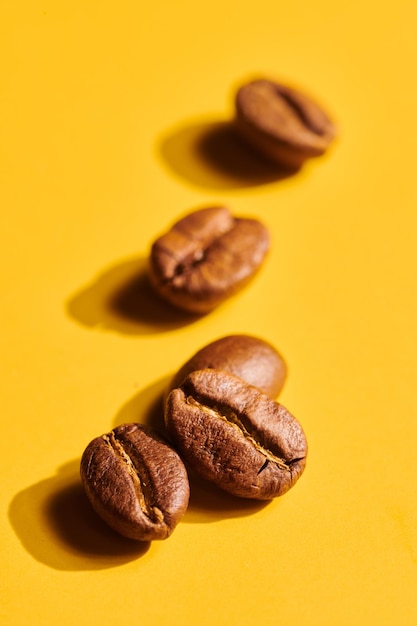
top-left (81, 335), bottom-right (307, 541)
top-left (80, 77), bottom-right (336, 543)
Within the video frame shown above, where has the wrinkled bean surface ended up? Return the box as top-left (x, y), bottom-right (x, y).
top-left (165, 369), bottom-right (307, 500)
top-left (80, 423), bottom-right (190, 541)
top-left (149, 206), bottom-right (269, 314)
top-left (235, 78), bottom-right (336, 169)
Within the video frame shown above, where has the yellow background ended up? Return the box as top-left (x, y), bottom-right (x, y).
top-left (1, 1), bottom-right (416, 624)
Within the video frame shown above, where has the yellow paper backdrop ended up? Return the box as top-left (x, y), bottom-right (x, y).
top-left (1, 1), bottom-right (416, 625)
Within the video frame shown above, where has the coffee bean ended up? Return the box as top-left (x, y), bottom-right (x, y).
top-left (149, 205), bottom-right (270, 314)
top-left (80, 423), bottom-right (190, 541)
top-left (234, 78), bottom-right (336, 169)
top-left (165, 369), bottom-right (307, 500)
top-left (167, 334), bottom-right (287, 400)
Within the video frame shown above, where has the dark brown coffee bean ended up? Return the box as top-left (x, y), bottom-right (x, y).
top-left (234, 78), bottom-right (336, 169)
top-left (165, 369), bottom-right (307, 500)
top-left (80, 423), bottom-right (190, 541)
top-left (149, 205), bottom-right (270, 314)
top-left (167, 334), bottom-right (287, 400)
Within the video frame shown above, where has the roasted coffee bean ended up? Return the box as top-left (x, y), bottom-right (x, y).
top-left (234, 78), bottom-right (336, 169)
top-left (167, 334), bottom-right (287, 400)
top-left (149, 206), bottom-right (270, 314)
top-left (165, 369), bottom-right (307, 500)
top-left (80, 423), bottom-right (190, 541)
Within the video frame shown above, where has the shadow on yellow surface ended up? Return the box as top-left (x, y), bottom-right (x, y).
top-left (157, 118), bottom-right (299, 191)
top-left (9, 379), bottom-right (275, 571)
top-left (66, 256), bottom-right (201, 335)
top-left (112, 375), bottom-right (170, 434)
top-left (9, 460), bottom-right (149, 571)
top-left (183, 468), bottom-right (270, 523)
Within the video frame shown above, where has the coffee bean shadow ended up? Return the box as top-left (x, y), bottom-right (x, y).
top-left (112, 375), bottom-right (171, 435)
top-left (156, 118), bottom-right (300, 191)
top-left (114, 377), bottom-right (271, 523)
top-left (65, 256), bottom-right (202, 336)
top-left (8, 460), bottom-right (150, 571)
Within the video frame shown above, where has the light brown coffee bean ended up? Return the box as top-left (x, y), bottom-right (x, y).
top-left (80, 423), bottom-right (190, 541)
top-left (234, 78), bottom-right (336, 169)
top-left (165, 369), bottom-right (307, 500)
top-left (149, 205), bottom-right (270, 314)
top-left (167, 334), bottom-right (287, 400)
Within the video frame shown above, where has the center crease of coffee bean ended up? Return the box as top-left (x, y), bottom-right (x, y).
top-left (174, 250), bottom-right (206, 279)
top-left (276, 90), bottom-right (325, 136)
top-left (186, 396), bottom-right (290, 471)
top-left (103, 432), bottom-right (164, 524)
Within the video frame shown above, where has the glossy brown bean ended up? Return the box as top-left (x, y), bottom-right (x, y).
top-left (165, 369), bottom-right (307, 500)
top-left (235, 78), bottom-right (336, 169)
top-left (149, 205), bottom-right (269, 314)
top-left (167, 334), bottom-right (287, 399)
top-left (80, 423), bottom-right (190, 541)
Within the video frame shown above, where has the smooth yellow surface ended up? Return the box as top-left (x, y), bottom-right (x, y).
top-left (1, 2), bottom-right (417, 625)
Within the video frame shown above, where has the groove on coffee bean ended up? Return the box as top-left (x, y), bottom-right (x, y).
top-left (185, 396), bottom-right (290, 471)
top-left (102, 431), bottom-right (164, 524)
